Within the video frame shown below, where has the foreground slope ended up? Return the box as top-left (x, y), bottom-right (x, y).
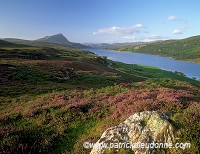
top-left (0, 44), bottom-right (199, 154)
top-left (115, 35), bottom-right (200, 63)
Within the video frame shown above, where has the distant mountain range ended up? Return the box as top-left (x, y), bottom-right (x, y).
top-left (2, 33), bottom-right (87, 49)
top-left (2, 34), bottom-right (200, 64)
top-left (1, 33), bottom-right (163, 49)
top-left (83, 42), bottom-right (149, 49)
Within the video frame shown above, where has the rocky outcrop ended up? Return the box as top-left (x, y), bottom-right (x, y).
top-left (90, 111), bottom-right (174, 154)
top-left (55, 67), bottom-right (76, 80)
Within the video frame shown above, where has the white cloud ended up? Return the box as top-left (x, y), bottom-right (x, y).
top-left (93, 24), bottom-right (146, 36)
top-left (120, 34), bottom-right (168, 42)
top-left (168, 15), bottom-right (178, 21)
top-left (172, 29), bottom-right (184, 35)
top-left (168, 15), bottom-right (188, 23)
top-left (139, 34), bottom-right (168, 42)
top-left (172, 26), bottom-right (190, 35)
top-left (93, 26), bottom-right (120, 35)
top-left (122, 35), bottom-right (136, 39)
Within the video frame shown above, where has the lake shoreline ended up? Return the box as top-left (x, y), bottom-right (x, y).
top-left (115, 49), bottom-right (200, 64)
top-left (84, 48), bottom-right (200, 80)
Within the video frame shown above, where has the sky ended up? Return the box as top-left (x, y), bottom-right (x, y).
top-left (0, 0), bottom-right (200, 43)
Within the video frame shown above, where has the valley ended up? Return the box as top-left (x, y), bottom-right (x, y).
top-left (0, 35), bottom-right (200, 153)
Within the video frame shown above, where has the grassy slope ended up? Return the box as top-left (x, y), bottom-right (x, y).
top-left (0, 44), bottom-right (200, 154)
top-left (115, 35), bottom-right (200, 63)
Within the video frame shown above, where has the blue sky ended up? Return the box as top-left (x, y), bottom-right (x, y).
top-left (0, 0), bottom-right (200, 43)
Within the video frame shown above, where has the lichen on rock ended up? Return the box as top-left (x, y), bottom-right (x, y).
top-left (90, 111), bottom-right (175, 154)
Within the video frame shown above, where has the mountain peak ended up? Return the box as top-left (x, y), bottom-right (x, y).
top-left (37, 33), bottom-right (70, 45)
top-left (53, 33), bottom-right (65, 37)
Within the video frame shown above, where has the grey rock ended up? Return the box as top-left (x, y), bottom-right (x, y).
top-left (90, 111), bottom-right (174, 154)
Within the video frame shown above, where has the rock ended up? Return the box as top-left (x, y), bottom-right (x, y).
top-left (94, 56), bottom-right (108, 65)
top-left (90, 111), bottom-right (174, 154)
top-left (55, 67), bottom-right (76, 80)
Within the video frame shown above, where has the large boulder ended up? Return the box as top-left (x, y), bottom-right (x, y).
top-left (90, 111), bottom-right (174, 154)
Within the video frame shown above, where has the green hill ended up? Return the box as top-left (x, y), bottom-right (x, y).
top-left (115, 35), bottom-right (200, 63)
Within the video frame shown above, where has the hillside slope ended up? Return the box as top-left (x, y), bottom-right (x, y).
top-left (0, 44), bottom-right (199, 154)
top-left (115, 35), bottom-right (200, 63)
top-left (0, 39), bottom-right (27, 48)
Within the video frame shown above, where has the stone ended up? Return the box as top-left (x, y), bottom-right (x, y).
top-left (54, 67), bottom-right (76, 80)
top-left (90, 111), bottom-right (174, 154)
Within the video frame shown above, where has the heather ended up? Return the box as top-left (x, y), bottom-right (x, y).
top-left (1, 79), bottom-right (200, 153)
top-left (0, 47), bottom-right (200, 154)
